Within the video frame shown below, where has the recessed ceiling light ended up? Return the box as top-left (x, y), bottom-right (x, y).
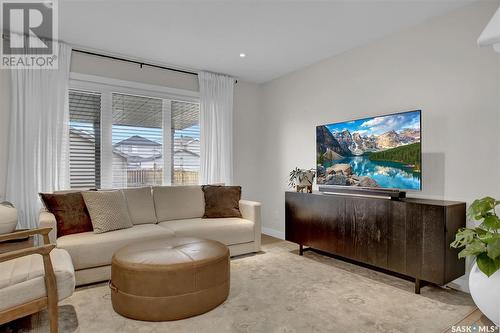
top-left (239, 53), bottom-right (246, 58)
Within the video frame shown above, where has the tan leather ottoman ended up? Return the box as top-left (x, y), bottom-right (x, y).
top-left (110, 237), bottom-right (230, 321)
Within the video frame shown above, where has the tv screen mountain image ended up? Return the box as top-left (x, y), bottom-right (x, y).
top-left (316, 110), bottom-right (421, 190)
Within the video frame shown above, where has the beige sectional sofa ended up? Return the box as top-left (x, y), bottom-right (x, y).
top-left (39, 185), bottom-right (261, 286)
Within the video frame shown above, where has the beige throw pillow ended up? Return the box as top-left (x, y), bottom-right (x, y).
top-left (82, 190), bottom-right (133, 234)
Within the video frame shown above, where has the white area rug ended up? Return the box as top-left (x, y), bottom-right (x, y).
top-left (1, 240), bottom-right (475, 333)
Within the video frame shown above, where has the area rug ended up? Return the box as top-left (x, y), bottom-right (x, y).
top-left (1, 240), bottom-right (475, 333)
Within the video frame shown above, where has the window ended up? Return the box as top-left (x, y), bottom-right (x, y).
top-left (172, 101), bottom-right (200, 185)
top-left (69, 90), bottom-right (101, 189)
top-left (112, 93), bottom-right (164, 188)
top-left (68, 78), bottom-right (200, 189)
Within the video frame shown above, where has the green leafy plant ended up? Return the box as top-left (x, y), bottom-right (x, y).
top-left (451, 197), bottom-right (500, 277)
top-left (288, 168), bottom-right (315, 188)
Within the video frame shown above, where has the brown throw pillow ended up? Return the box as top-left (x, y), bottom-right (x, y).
top-left (39, 192), bottom-right (93, 238)
top-left (202, 185), bottom-right (242, 218)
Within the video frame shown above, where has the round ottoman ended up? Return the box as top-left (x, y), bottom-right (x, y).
top-left (110, 237), bottom-right (230, 321)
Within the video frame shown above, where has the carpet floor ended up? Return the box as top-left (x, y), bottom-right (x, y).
top-left (1, 239), bottom-right (475, 333)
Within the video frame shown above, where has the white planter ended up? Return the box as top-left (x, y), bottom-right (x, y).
top-left (469, 262), bottom-right (500, 326)
top-left (0, 204), bottom-right (18, 234)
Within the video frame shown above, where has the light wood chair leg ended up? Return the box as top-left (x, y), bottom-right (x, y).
top-left (48, 302), bottom-right (58, 333)
top-left (42, 254), bottom-right (58, 333)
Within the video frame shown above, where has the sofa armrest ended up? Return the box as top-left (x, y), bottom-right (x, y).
top-left (39, 210), bottom-right (57, 243)
top-left (239, 200), bottom-right (262, 252)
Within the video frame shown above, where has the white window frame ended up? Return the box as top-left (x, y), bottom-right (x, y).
top-left (69, 73), bottom-right (200, 188)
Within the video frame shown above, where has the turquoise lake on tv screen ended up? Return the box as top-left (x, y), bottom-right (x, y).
top-left (325, 156), bottom-right (421, 190)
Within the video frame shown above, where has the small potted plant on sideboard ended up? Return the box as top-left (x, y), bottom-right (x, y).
top-left (288, 168), bottom-right (315, 193)
top-left (451, 196), bottom-right (500, 325)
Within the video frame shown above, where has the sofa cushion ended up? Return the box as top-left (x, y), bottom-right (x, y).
top-left (202, 185), bottom-right (242, 218)
top-left (0, 248), bottom-right (75, 311)
top-left (82, 190), bottom-right (133, 233)
top-left (39, 192), bottom-right (93, 237)
top-left (57, 224), bottom-right (175, 270)
top-left (158, 218), bottom-right (254, 246)
top-left (122, 187), bottom-right (157, 225)
top-left (153, 186), bottom-right (205, 222)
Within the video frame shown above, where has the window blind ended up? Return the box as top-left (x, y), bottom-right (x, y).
top-left (171, 100), bottom-right (200, 185)
top-left (111, 93), bottom-right (164, 188)
top-left (69, 90), bottom-right (102, 189)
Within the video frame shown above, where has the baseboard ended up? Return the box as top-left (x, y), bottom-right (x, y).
top-left (262, 227), bottom-right (285, 240)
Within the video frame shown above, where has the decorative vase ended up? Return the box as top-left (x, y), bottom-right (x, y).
top-left (0, 202), bottom-right (18, 234)
top-left (469, 262), bottom-right (500, 326)
top-left (298, 172), bottom-right (314, 186)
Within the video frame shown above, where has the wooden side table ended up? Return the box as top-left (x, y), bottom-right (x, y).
top-left (0, 229), bottom-right (35, 254)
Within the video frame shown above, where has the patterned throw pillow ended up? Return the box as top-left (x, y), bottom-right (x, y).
top-left (81, 190), bottom-right (133, 234)
top-left (40, 192), bottom-right (93, 237)
top-left (202, 185), bottom-right (242, 218)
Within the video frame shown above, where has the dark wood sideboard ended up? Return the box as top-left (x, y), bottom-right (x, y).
top-left (285, 191), bottom-right (466, 293)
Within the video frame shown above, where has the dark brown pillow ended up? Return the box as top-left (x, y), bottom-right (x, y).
top-left (202, 185), bottom-right (242, 218)
top-left (39, 192), bottom-right (93, 237)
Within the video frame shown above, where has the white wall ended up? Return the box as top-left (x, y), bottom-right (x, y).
top-left (0, 69), bottom-right (10, 202)
top-left (233, 81), bottom-right (262, 201)
top-left (256, 1), bottom-right (500, 238)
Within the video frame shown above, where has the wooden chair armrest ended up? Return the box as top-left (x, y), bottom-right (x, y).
top-left (0, 242), bottom-right (59, 329)
top-left (0, 244), bottom-right (56, 263)
top-left (0, 227), bottom-right (53, 245)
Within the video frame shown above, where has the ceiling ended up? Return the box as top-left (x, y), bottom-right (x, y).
top-left (60, 0), bottom-right (479, 83)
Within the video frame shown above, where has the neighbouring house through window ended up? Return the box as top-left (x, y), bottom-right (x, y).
top-left (68, 76), bottom-right (200, 189)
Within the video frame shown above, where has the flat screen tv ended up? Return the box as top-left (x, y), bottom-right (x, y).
top-left (316, 110), bottom-right (421, 191)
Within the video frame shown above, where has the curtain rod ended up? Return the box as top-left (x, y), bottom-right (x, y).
top-left (73, 49), bottom-right (197, 76)
top-left (73, 49), bottom-right (238, 83)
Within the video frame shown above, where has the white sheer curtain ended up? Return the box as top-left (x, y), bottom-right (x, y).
top-left (5, 42), bottom-right (72, 229)
top-left (198, 71), bottom-right (236, 185)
